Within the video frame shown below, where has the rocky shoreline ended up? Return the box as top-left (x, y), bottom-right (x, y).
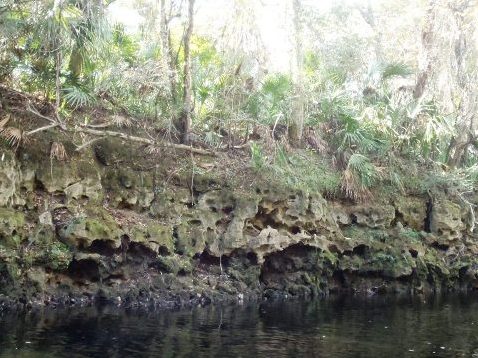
top-left (1, 137), bottom-right (478, 313)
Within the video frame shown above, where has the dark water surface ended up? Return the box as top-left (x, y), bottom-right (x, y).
top-left (1, 294), bottom-right (478, 357)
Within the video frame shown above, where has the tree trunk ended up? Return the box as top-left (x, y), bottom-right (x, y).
top-left (413, 0), bottom-right (437, 99)
top-left (160, 0), bottom-right (177, 100)
top-left (288, 0), bottom-right (304, 145)
top-left (177, 0), bottom-right (195, 144)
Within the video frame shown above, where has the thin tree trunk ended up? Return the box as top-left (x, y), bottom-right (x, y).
top-left (177, 0), bottom-right (195, 144)
top-left (54, 3), bottom-right (63, 122)
top-left (288, 0), bottom-right (304, 145)
top-left (160, 0), bottom-right (177, 100)
top-left (413, 0), bottom-right (436, 99)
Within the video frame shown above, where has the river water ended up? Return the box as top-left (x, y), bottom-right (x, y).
top-left (1, 294), bottom-right (478, 357)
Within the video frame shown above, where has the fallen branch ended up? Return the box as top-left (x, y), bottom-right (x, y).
top-left (14, 104), bottom-right (214, 155)
top-left (76, 126), bottom-right (214, 155)
top-left (75, 136), bottom-right (105, 152)
top-left (25, 123), bottom-right (59, 136)
top-left (26, 105), bottom-right (65, 129)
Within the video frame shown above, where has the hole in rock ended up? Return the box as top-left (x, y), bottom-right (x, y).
top-left (458, 266), bottom-right (469, 280)
top-left (68, 259), bottom-right (100, 282)
top-left (352, 244), bottom-right (367, 256)
top-left (222, 206), bottom-right (234, 215)
top-left (409, 249), bottom-right (418, 258)
top-left (431, 242), bottom-right (449, 251)
top-left (158, 246), bottom-right (170, 256)
top-left (89, 239), bottom-right (116, 256)
top-left (246, 252), bottom-right (259, 265)
top-left (198, 250), bottom-right (225, 267)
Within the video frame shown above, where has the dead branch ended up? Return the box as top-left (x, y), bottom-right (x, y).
top-left (25, 123), bottom-right (59, 136)
top-left (16, 104), bottom-right (214, 155)
top-left (75, 137), bottom-right (105, 152)
top-left (75, 126), bottom-right (214, 155)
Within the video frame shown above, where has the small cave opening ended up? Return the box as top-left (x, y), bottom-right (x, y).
top-left (88, 239), bottom-right (117, 256)
top-left (352, 244), bottom-right (368, 256)
top-left (409, 249), bottom-right (419, 258)
top-left (68, 259), bottom-right (100, 282)
top-left (127, 242), bottom-right (157, 260)
top-left (246, 251), bottom-right (259, 265)
top-left (33, 176), bottom-right (46, 191)
top-left (250, 206), bottom-right (285, 232)
top-left (350, 214), bottom-right (358, 225)
top-left (228, 249), bottom-right (259, 267)
top-left (260, 243), bottom-right (313, 277)
top-left (198, 250), bottom-right (227, 267)
top-left (424, 198), bottom-right (433, 233)
top-left (431, 242), bottom-right (449, 251)
top-left (158, 246), bottom-right (170, 256)
top-left (117, 200), bottom-right (135, 210)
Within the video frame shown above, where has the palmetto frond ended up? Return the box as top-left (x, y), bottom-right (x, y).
top-left (341, 153), bottom-right (380, 201)
top-left (63, 86), bottom-right (95, 109)
top-left (0, 126), bottom-right (23, 148)
top-left (380, 62), bottom-right (413, 81)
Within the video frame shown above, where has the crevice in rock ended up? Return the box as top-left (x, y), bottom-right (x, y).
top-left (424, 197), bottom-right (433, 233)
top-left (391, 208), bottom-right (404, 227)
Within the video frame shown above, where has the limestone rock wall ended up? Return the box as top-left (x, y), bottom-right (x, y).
top-left (1, 139), bottom-right (478, 307)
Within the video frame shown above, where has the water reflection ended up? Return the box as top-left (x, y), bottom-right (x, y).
top-left (1, 294), bottom-right (478, 357)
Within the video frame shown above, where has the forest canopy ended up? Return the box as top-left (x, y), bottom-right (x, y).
top-left (1, 0), bottom-right (478, 201)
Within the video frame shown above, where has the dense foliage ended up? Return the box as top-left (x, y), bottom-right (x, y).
top-left (1, 0), bottom-right (478, 201)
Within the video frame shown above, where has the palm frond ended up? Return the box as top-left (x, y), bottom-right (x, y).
top-left (380, 62), bottom-right (413, 81)
top-left (0, 126), bottom-right (22, 148)
top-left (341, 153), bottom-right (380, 201)
top-left (63, 86), bottom-right (95, 109)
